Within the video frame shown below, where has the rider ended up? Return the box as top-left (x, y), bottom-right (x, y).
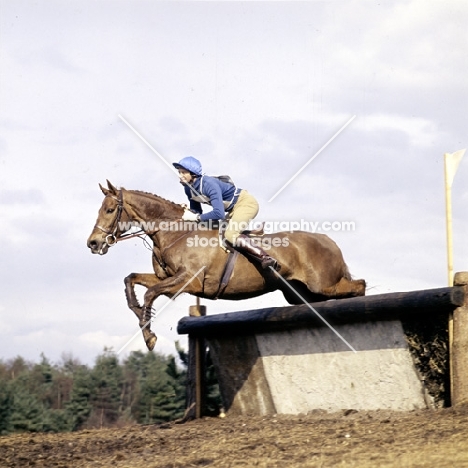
top-left (173, 156), bottom-right (280, 271)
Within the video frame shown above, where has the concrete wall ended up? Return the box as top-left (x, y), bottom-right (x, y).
top-left (208, 320), bottom-right (431, 415)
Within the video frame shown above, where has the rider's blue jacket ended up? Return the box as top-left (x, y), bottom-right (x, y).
top-left (184, 176), bottom-right (240, 222)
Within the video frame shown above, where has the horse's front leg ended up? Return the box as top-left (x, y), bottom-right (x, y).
top-left (141, 270), bottom-right (200, 351)
top-left (124, 273), bottom-right (162, 349)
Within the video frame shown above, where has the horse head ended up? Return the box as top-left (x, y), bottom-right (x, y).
top-left (87, 180), bottom-right (185, 255)
top-left (87, 180), bottom-right (131, 255)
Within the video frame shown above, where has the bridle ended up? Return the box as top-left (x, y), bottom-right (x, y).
top-left (93, 189), bottom-right (193, 272)
top-left (94, 190), bottom-right (144, 249)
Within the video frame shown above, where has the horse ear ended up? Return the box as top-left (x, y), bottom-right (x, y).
top-left (99, 183), bottom-right (110, 196)
top-left (106, 180), bottom-right (118, 194)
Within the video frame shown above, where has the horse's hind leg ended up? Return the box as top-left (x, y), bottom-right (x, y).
top-left (321, 277), bottom-right (366, 298)
top-left (281, 280), bottom-right (329, 305)
top-left (124, 273), bottom-right (161, 350)
top-left (124, 273), bottom-right (163, 319)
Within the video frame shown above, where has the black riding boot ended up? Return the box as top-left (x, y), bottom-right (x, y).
top-left (234, 234), bottom-right (281, 271)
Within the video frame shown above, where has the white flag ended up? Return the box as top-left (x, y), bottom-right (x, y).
top-left (445, 149), bottom-right (466, 187)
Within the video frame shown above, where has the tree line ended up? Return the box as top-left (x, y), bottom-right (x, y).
top-left (0, 344), bottom-right (221, 435)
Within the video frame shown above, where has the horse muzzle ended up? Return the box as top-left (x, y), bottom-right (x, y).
top-left (87, 238), bottom-right (109, 255)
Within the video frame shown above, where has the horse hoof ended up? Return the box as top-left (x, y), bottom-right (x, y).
top-left (145, 334), bottom-right (157, 351)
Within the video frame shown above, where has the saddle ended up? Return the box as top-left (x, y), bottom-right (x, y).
top-left (214, 223), bottom-right (265, 299)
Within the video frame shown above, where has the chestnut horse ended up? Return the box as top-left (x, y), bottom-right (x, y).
top-left (87, 181), bottom-right (365, 350)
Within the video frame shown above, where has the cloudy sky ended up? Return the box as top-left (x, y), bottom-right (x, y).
top-left (1, 0), bottom-right (467, 365)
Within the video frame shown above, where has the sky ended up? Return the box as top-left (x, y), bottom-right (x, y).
top-left (0, 0), bottom-right (467, 366)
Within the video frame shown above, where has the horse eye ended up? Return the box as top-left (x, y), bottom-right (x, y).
top-left (106, 208), bottom-right (115, 214)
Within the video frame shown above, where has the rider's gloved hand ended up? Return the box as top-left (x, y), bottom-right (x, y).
top-left (182, 210), bottom-right (201, 222)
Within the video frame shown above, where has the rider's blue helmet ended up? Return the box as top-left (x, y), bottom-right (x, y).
top-left (173, 156), bottom-right (202, 176)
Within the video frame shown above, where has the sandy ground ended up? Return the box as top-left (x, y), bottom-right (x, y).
top-left (1, 407), bottom-right (468, 467)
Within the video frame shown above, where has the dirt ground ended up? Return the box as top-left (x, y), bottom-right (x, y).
top-left (1, 407), bottom-right (468, 468)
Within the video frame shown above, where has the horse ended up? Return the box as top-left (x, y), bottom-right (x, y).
top-left (87, 180), bottom-right (366, 350)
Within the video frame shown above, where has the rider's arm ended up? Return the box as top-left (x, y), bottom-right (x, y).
top-left (199, 178), bottom-right (226, 221)
top-left (183, 185), bottom-right (202, 214)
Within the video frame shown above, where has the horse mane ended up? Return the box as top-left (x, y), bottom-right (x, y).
top-left (122, 187), bottom-right (183, 210)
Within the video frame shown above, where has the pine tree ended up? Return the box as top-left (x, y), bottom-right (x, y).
top-left (30, 354), bottom-right (54, 406)
top-left (24, 354), bottom-right (74, 432)
top-left (123, 350), bottom-right (186, 424)
top-left (166, 355), bottom-right (187, 415)
top-left (65, 365), bottom-right (94, 430)
top-left (6, 356), bottom-right (30, 380)
top-left (138, 354), bottom-right (180, 423)
top-left (8, 375), bottom-right (45, 433)
top-left (89, 348), bottom-right (123, 427)
top-left (0, 379), bottom-right (12, 434)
